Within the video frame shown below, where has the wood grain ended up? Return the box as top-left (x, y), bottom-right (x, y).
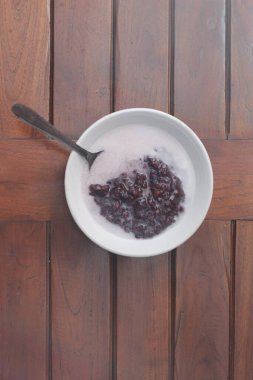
top-left (174, 0), bottom-right (225, 138)
top-left (114, 1), bottom-right (171, 377)
top-left (2, 139), bottom-right (253, 221)
top-left (2, 0), bottom-right (253, 378)
top-left (117, 255), bottom-right (170, 380)
top-left (0, 222), bottom-right (47, 380)
top-left (204, 140), bottom-right (253, 219)
top-left (234, 221), bottom-right (253, 379)
top-left (0, 139), bottom-right (68, 221)
top-left (175, 221), bottom-right (231, 380)
top-left (114, 0), bottom-right (170, 111)
top-left (52, 2), bottom-right (112, 378)
top-left (54, 0), bottom-right (111, 138)
top-left (0, 0), bottom-right (50, 138)
top-left (51, 218), bottom-right (111, 380)
top-left (230, 0), bottom-right (253, 138)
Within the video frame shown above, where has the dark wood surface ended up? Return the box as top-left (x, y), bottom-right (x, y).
top-left (54, 0), bottom-right (111, 138)
top-left (114, 0), bottom-right (170, 111)
top-left (0, 1), bottom-right (252, 379)
top-left (0, 1), bottom-right (50, 138)
top-left (0, 223), bottom-right (47, 380)
top-left (116, 255), bottom-right (171, 379)
top-left (234, 221), bottom-right (253, 379)
top-left (175, 221), bottom-right (231, 380)
top-left (51, 218), bottom-right (111, 379)
top-left (230, 0), bottom-right (253, 138)
top-left (174, 0), bottom-right (226, 139)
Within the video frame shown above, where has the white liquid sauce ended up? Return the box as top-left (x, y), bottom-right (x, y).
top-left (82, 124), bottom-right (196, 239)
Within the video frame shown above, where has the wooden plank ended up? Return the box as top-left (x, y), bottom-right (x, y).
top-left (0, 1), bottom-right (50, 138)
top-left (54, 0), bottom-right (111, 138)
top-left (1, 139), bottom-right (253, 220)
top-left (0, 222), bottom-right (47, 380)
top-left (234, 221), bottom-right (253, 379)
top-left (230, 0), bottom-right (253, 138)
top-left (117, 255), bottom-right (170, 379)
top-left (175, 221), bottom-right (231, 380)
top-left (114, 0), bottom-right (170, 111)
top-left (174, 0), bottom-right (225, 138)
top-left (51, 217), bottom-right (111, 379)
top-left (52, 1), bottom-right (112, 378)
top-left (114, 1), bottom-right (171, 378)
top-left (204, 140), bottom-right (253, 219)
top-left (0, 139), bottom-right (68, 221)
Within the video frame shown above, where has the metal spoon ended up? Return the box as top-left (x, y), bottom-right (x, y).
top-left (11, 103), bottom-right (103, 169)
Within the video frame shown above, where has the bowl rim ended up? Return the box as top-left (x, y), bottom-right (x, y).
top-left (65, 108), bottom-right (213, 257)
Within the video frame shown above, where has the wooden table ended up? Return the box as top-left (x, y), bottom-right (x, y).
top-left (1, 1), bottom-right (253, 379)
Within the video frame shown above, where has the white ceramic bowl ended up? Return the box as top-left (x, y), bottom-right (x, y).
top-left (65, 108), bottom-right (213, 257)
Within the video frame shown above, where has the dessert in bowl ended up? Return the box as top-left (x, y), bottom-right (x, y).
top-left (65, 108), bottom-right (213, 257)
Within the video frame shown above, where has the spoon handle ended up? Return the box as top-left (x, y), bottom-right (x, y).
top-left (11, 103), bottom-right (89, 158)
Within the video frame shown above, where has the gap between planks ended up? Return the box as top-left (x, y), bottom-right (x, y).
top-left (225, 0), bottom-right (231, 139)
top-left (170, 249), bottom-right (176, 380)
top-left (46, 221), bottom-right (52, 380)
top-left (169, 0), bottom-right (175, 116)
top-left (111, 254), bottom-right (117, 380)
top-left (49, 0), bottom-right (54, 126)
top-left (229, 220), bottom-right (236, 380)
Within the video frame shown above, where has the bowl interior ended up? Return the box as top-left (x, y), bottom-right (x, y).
top-left (65, 108), bottom-right (213, 257)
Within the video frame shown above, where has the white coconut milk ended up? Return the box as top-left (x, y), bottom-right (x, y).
top-left (82, 124), bottom-right (196, 238)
